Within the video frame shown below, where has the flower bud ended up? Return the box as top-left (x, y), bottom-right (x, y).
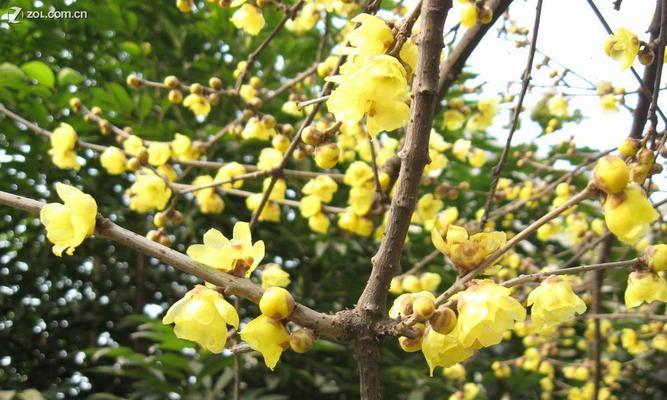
top-left (479, 6), bottom-right (493, 24)
top-left (208, 77), bottom-right (222, 90)
top-left (289, 328), bottom-right (315, 353)
top-left (153, 212), bottom-right (168, 228)
top-left (618, 138), bottom-right (639, 157)
top-left (593, 155), bottom-right (630, 194)
top-left (413, 294), bottom-right (436, 320)
top-left (168, 89), bottom-right (183, 104)
top-left (272, 134), bottom-right (290, 153)
top-left (164, 75), bottom-right (179, 89)
top-left (91, 106), bottom-right (102, 116)
top-left (249, 76), bottom-right (261, 89)
top-left (259, 287), bottom-right (295, 320)
top-left (127, 157), bottom-right (142, 172)
top-left (69, 97), bottom-right (81, 112)
top-left (429, 307), bottom-right (457, 335)
top-left (126, 74), bottom-right (142, 89)
top-left (645, 244), bottom-right (667, 272)
top-left (314, 143), bottom-right (340, 169)
top-left (398, 323), bottom-right (425, 353)
top-left (638, 46), bottom-right (655, 66)
top-left (208, 93), bottom-right (220, 106)
top-left (189, 83), bottom-right (204, 95)
top-left (301, 126), bottom-right (322, 145)
top-left (98, 119), bottom-right (111, 135)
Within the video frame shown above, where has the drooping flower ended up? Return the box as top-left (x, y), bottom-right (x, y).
top-left (215, 162), bottom-right (247, 189)
top-left (127, 170), bottom-right (172, 213)
top-left (454, 280), bottom-right (526, 348)
top-left (183, 93), bottom-right (211, 117)
top-left (122, 135), bottom-right (145, 156)
top-left (624, 271), bottom-right (667, 308)
top-left (240, 315), bottom-right (290, 370)
top-left (147, 142), bottom-right (172, 166)
top-left (162, 285), bottom-right (239, 353)
top-left (99, 147), bottom-right (127, 175)
top-left (49, 123), bottom-right (80, 170)
top-left (604, 28), bottom-right (640, 70)
top-left (40, 183), bottom-right (97, 256)
top-left (231, 4), bottom-right (266, 36)
top-left (527, 276), bottom-right (586, 330)
top-left (432, 225), bottom-right (506, 275)
top-left (261, 263), bottom-right (291, 289)
top-left (187, 222), bottom-right (265, 277)
top-left (344, 161), bottom-right (374, 187)
top-left (593, 155), bottom-right (630, 194)
top-left (603, 183), bottom-right (658, 244)
top-left (346, 14), bottom-right (394, 57)
top-left (191, 175), bottom-right (225, 214)
top-left (308, 212), bottom-right (330, 234)
top-left (421, 326), bottom-right (474, 376)
top-left (171, 133), bottom-right (200, 161)
top-left (645, 244), bottom-right (667, 272)
top-left (302, 175), bottom-right (338, 203)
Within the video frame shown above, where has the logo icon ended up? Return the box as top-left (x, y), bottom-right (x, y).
top-left (1, 7), bottom-right (22, 24)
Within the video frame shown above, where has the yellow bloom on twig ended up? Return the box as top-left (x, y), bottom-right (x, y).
top-left (624, 271), bottom-right (667, 308)
top-left (240, 315), bottom-right (290, 370)
top-left (127, 170), bottom-right (172, 213)
top-left (162, 285), bottom-right (239, 353)
top-left (432, 225), bottom-right (506, 275)
top-left (604, 28), bottom-right (640, 70)
top-left (49, 123), bottom-right (80, 170)
top-left (527, 276), bottom-right (586, 330)
top-left (40, 183), bottom-right (97, 256)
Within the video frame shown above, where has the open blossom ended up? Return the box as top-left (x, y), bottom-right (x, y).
top-left (261, 263), bottom-right (291, 289)
top-left (432, 225), bottom-right (506, 275)
top-left (171, 133), bottom-right (200, 161)
top-left (40, 183), bottom-right (97, 256)
top-left (302, 175), bottom-right (338, 203)
top-left (191, 175), bottom-right (225, 214)
top-left (421, 325), bottom-right (474, 376)
top-left (603, 183), bottom-right (658, 244)
top-left (162, 285), bottom-right (239, 353)
top-left (183, 93), bottom-right (211, 117)
top-left (624, 271), bottom-right (667, 308)
top-left (231, 3), bottom-right (265, 36)
top-left (49, 123), bottom-right (80, 170)
top-left (99, 147), bottom-right (127, 175)
top-left (215, 162), bottom-right (247, 189)
top-left (123, 135), bottom-right (146, 156)
top-left (346, 14), bottom-right (394, 57)
top-left (327, 55), bottom-right (410, 135)
top-left (454, 280), bottom-right (526, 348)
top-left (240, 315), bottom-right (290, 370)
top-left (187, 222), bottom-right (265, 277)
top-left (604, 28), bottom-right (640, 70)
top-left (527, 276), bottom-right (586, 330)
top-left (147, 142), bottom-right (172, 166)
top-left (127, 170), bottom-right (172, 213)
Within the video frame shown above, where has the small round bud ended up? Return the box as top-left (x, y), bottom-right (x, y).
top-left (91, 106), bottom-right (102, 116)
top-left (429, 307), bottom-right (457, 335)
top-left (412, 294), bottom-right (436, 320)
top-left (645, 244), bottom-right (667, 272)
top-left (209, 77), bottom-right (223, 90)
top-left (618, 138), bottom-right (639, 158)
top-left (189, 83), bottom-right (204, 95)
top-left (281, 124), bottom-right (294, 136)
top-left (314, 143), bottom-right (340, 169)
top-left (146, 229), bottom-right (161, 242)
top-left (398, 324), bottom-right (425, 353)
top-left (158, 233), bottom-right (172, 247)
top-left (249, 76), bottom-right (261, 89)
top-left (256, 0), bottom-right (270, 7)
top-left (593, 155), bottom-right (630, 194)
top-left (169, 210), bottom-right (184, 224)
top-left (218, 0), bottom-right (231, 7)
top-left (301, 126), bottom-right (322, 145)
top-left (289, 328), bottom-right (315, 353)
top-left (127, 157), bottom-right (142, 172)
top-left (69, 97), bottom-right (81, 112)
top-left (272, 134), bottom-right (290, 153)
top-left (293, 148), bottom-right (306, 161)
top-left (163, 75), bottom-right (179, 89)
top-left (449, 97), bottom-right (464, 110)
top-left (168, 89), bottom-right (183, 104)
top-left (126, 74), bottom-right (142, 89)
top-left (261, 115), bottom-right (277, 129)
top-left (479, 6), bottom-right (493, 24)
top-left (208, 93), bottom-right (220, 106)
top-left (248, 97), bottom-right (263, 109)
top-left (638, 46), bottom-right (655, 66)
top-left (259, 287), bottom-right (295, 320)
top-left (153, 212), bottom-right (168, 228)
top-left (99, 119), bottom-right (111, 135)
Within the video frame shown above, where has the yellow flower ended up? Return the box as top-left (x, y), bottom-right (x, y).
top-left (314, 143), bottom-right (340, 169)
top-left (603, 183), bottom-right (658, 244)
top-left (653, 334), bottom-right (667, 351)
top-left (171, 133), bottom-right (200, 161)
top-left (460, 3), bottom-right (478, 28)
top-left (444, 110), bottom-right (465, 131)
top-left (285, 3), bottom-right (320, 34)
top-left (452, 139), bottom-right (471, 161)
top-left (186, 222), bottom-right (265, 277)
top-left (302, 175), bottom-right (338, 203)
top-left (176, 0), bottom-right (192, 13)
top-left (604, 28), bottom-right (640, 70)
top-left (240, 315), bottom-right (290, 370)
top-left (261, 263), bottom-right (290, 289)
top-left (241, 117), bottom-right (277, 141)
top-left (421, 326), bottom-right (474, 376)
top-left (162, 285), bottom-right (239, 353)
top-left (246, 194), bottom-right (281, 222)
top-left (192, 175), bottom-right (225, 214)
top-left (127, 170), bottom-right (172, 213)
top-left (443, 363), bottom-right (466, 380)
top-left (413, 194), bottom-right (443, 228)
top-left (326, 55), bottom-right (410, 135)
top-left (99, 147), bottom-right (127, 175)
top-left (646, 244), bottom-right (667, 272)
top-left (344, 161), bottom-right (374, 187)
top-left (347, 14), bottom-right (394, 56)
top-left (123, 135), bottom-right (145, 157)
top-left (317, 55), bottom-right (340, 78)
top-left (337, 208), bottom-right (373, 236)
top-left (308, 212), bottom-right (330, 233)
top-left (624, 271), bottom-right (667, 308)
top-left (348, 182), bottom-right (375, 216)
top-left (621, 328), bottom-right (649, 354)
top-left (49, 123), bottom-right (80, 170)
top-left (158, 164), bottom-right (177, 182)
top-left (257, 148), bottom-right (283, 171)
top-left (231, 4), bottom-right (265, 36)
top-left (454, 280), bottom-right (526, 348)
top-left (420, 272), bottom-right (442, 292)
top-left (432, 225), bottom-right (506, 275)
top-left (183, 93), bottom-right (211, 117)
top-left (40, 183), bottom-right (97, 256)
top-left (299, 194), bottom-right (322, 218)
top-left (547, 95), bottom-right (569, 117)
top-left (468, 149), bottom-right (487, 168)
top-left (215, 162), bottom-right (247, 189)
top-left (399, 39), bottom-right (418, 72)
top-left (147, 142), bottom-right (172, 166)
top-left (594, 155), bottom-right (630, 194)
top-left (600, 94), bottom-right (619, 112)
top-left (527, 276), bottom-right (586, 330)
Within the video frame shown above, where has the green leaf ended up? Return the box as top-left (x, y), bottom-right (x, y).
top-left (106, 82), bottom-right (133, 112)
top-left (137, 94), bottom-right (153, 120)
top-left (58, 67), bottom-right (84, 86)
top-left (0, 63), bottom-right (28, 89)
top-left (21, 61), bottom-right (55, 88)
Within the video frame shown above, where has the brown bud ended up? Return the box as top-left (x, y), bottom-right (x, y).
top-left (126, 74), bottom-right (142, 89)
top-left (146, 229), bottom-right (161, 242)
top-left (163, 75), bottom-right (179, 89)
top-left (289, 328), bottom-right (315, 353)
top-left (638, 46), bottom-right (655, 66)
top-left (168, 89), bottom-right (183, 104)
top-left (208, 93), bottom-right (220, 106)
top-left (99, 119), bottom-right (111, 135)
top-left (248, 97), bottom-right (263, 109)
top-left (189, 83), bottom-right (204, 95)
top-left (412, 295), bottom-right (436, 320)
top-left (429, 307), bottom-right (457, 335)
top-left (153, 212), bottom-right (168, 228)
top-left (168, 210), bottom-right (184, 224)
top-left (91, 106), bottom-right (102, 116)
top-left (479, 6), bottom-right (493, 24)
top-left (69, 97), bottom-right (81, 112)
top-left (127, 157), bottom-right (142, 172)
top-left (158, 233), bottom-right (172, 247)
